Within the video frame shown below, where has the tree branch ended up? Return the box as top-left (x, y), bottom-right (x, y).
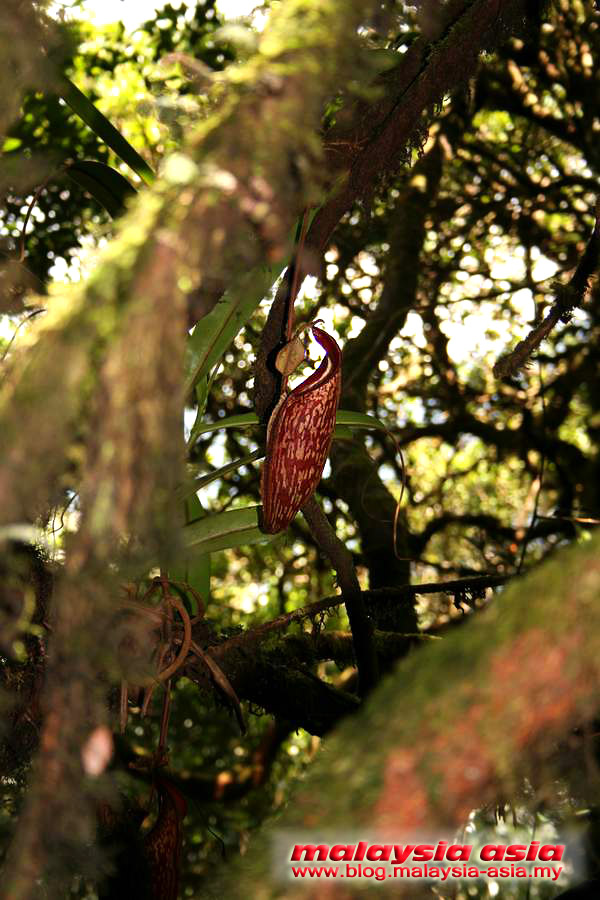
top-left (307, 0), bottom-right (537, 254)
top-left (493, 201), bottom-right (600, 377)
top-left (301, 496), bottom-right (379, 696)
top-left (212, 533), bottom-right (600, 898)
top-left (257, 0), bottom-right (539, 420)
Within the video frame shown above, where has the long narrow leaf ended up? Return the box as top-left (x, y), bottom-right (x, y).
top-left (186, 375), bottom-right (215, 449)
top-left (332, 425), bottom-right (355, 441)
top-left (66, 160), bottom-right (136, 219)
top-left (182, 450), bottom-right (264, 500)
top-left (185, 265), bottom-right (285, 393)
top-left (335, 410), bottom-right (388, 432)
top-left (181, 414), bottom-right (391, 552)
top-left (60, 78), bottom-right (155, 185)
top-left (183, 506), bottom-right (275, 553)
top-left (170, 494), bottom-right (210, 610)
top-left (189, 412), bottom-right (260, 440)
top-left (184, 209), bottom-right (320, 394)
top-left (188, 409), bottom-right (388, 442)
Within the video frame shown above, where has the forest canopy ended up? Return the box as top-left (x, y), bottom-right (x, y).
top-left (0, 1), bottom-right (599, 898)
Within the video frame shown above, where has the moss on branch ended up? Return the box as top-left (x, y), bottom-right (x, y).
top-left (210, 532), bottom-right (600, 897)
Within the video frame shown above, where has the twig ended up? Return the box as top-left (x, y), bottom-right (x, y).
top-left (517, 366), bottom-right (546, 575)
top-left (155, 591), bottom-right (192, 683)
top-left (188, 640), bottom-right (245, 733)
top-left (168, 580), bottom-right (206, 618)
top-left (0, 309), bottom-right (45, 363)
top-left (366, 575), bottom-right (510, 598)
top-left (301, 496), bottom-right (379, 695)
top-left (536, 513), bottom-right (600, 525)
top-left (213, 575), bottom-right (510, 656)
top-left (18, 175), bottom-right (53, 262)
top-left (141, 642), bottom-right (170, 717)
top-left (493, 201), bottom-right (600, 378)
top-left (157, 679), bottom-right (172, 757)
top-left (127, 575), bottom-right (509, 663)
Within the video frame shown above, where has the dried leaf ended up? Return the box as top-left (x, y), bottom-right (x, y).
top-left (275, 336), bottom-right (306, 376)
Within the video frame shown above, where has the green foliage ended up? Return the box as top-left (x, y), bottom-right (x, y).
top-left (60, 77), bottom-right (155, 184)
top-left (0, 1), bottom-right (229, 285)
top-left (66, 159), bottom-right (137, 218)
top-left (183, 505), bottom-right (273, 554)
top-left (185, 264), bottom-right (289, 392)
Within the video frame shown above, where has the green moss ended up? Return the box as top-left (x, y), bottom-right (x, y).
top-left (211, 534), bottom-right (600, 897)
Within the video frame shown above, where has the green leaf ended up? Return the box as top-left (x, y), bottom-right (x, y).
top-left (183, 551), bottom-right (210, 608)
top-left (180, 413), bottom-right (390, 554)
top-left (187, 410), bottom-right (388, 442)
top-left (332, 425), bottom-right (355, 441)
top-left (195, 377), bottom-right (210, 418)
top-left (335, 410), bottom-right (389, 433)
top-left (186, 376), bottom-right (211, 449)
top-left (182, 449), bottom-right (263, 500)
top-left (66, 160), bottom-right (137, 219)
top-left (184, 264), bottom-right (285, 393)
top-left (171, 494), bottom-right (211, 611)
top-left (183, 506), bottom-right (275, 553)
top-left (184, 209), bottom-right (320, 394)
top-left (189, 412), bottom-right (260, 440)
top-left (60, 77), bottom-right (155, 185)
